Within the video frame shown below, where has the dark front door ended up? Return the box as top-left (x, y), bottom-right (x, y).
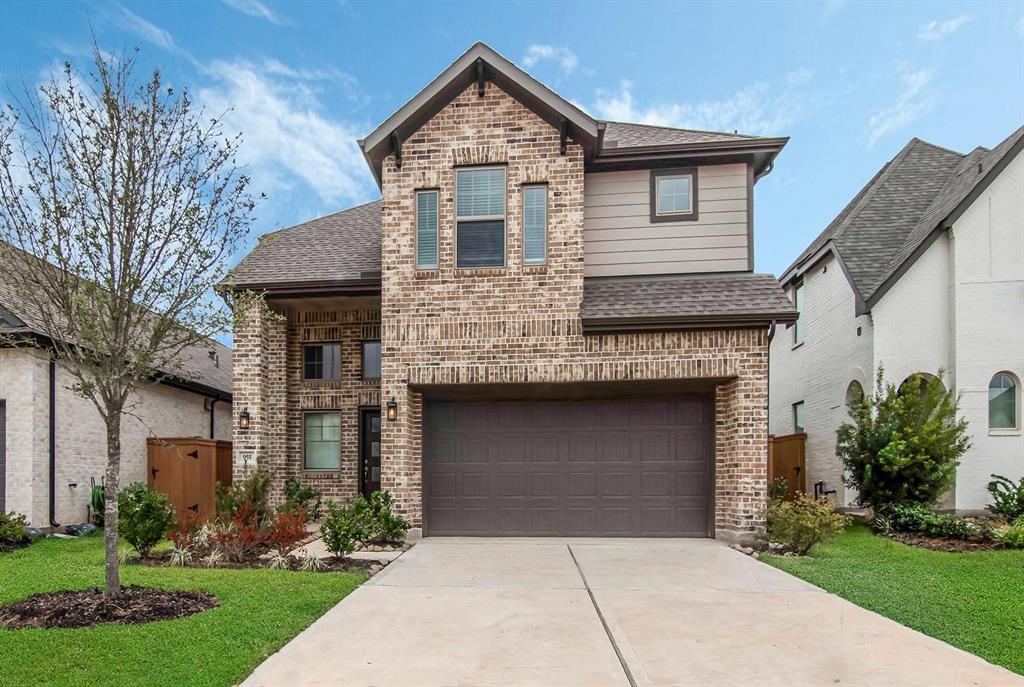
top-left (422, 395), bottom-right (713, 537)
top-left (360, 409), bottom-right (381, 497)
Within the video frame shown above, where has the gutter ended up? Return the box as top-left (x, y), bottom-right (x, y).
top-left (48, 358), bottom-right (59, 528)
top-left (581, 311), bottom-right (798, 334)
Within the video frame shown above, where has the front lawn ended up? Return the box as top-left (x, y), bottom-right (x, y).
top-left (0, 534), bottom-right (364, 686)
top-left (763, 525), bottom-right (1024, 675)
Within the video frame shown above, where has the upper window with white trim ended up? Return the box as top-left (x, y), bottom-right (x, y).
top-left (650, 168), bottom-right (698, 222)
top-left (456, 167), bottom-right (506, 268)
top-left (522, 185), bottom-right (547, 265)
top-left (989, 372), bottom-right (1019, 430)
top-left (416, 190), bottom-right (438, 269)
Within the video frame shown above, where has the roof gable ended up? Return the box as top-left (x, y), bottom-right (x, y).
top-left (359, 43), bottom-right (600, 187)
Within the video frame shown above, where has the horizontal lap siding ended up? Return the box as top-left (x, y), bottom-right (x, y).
top-left (583, 165), bottom-right (750, 277)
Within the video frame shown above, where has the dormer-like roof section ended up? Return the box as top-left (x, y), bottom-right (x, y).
top-left (359, 42), bottom-right (602, 187)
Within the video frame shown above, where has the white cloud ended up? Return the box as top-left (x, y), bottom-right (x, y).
top-left (591, 78), bottom-right (804, 137)
top-left (521, 45), bottom-right (579, 76)
top-left (197, 59), bottom-right (374, 207)
top-left (918, 15), bottom-right (970, 41)
top-left (866, 67), bottom-right (935, 146)
top-left (786, 68), bottom-right (814, 86)
top-left (113, 6), bottom-right (179, 53)
top-left (222, 0), bottom-right (288, 25)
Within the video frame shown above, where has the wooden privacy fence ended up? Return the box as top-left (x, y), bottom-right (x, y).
top-left (147, 438), bottom-right (232, 522)
top-left (768, 433), bottom-right (806, 498)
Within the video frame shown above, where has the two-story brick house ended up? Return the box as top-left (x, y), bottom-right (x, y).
top-left (226, 43), bottom-right (796, 543)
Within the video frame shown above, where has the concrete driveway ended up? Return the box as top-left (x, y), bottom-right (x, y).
top-left (243, 538), bottom-right (1021, 687)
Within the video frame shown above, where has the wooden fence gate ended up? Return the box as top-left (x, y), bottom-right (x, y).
top-left (768, 433), bottom-right (806, 498)
top-left (147, 438), bottom-right (232, 522)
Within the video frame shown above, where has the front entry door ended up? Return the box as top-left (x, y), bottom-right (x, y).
top-left (360, 409), bottom-right (381, 497)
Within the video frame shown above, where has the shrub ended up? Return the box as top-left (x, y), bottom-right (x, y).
top-left (90, 483), bottom-right (105, 527)
top-left (211, 502), bottom-right (268, 561)
top-left (767, 476), bottom-right (789, 501)
top-left (766, 492), bottom-right (848, 555)
top-left (117, 483), bottom-right (175, 558)
top-left (987, 474), bottom-right (1024, 522)
top-left (0, 511), bottom-right (31, 550)
top-left (320, 490), bottom-right (410, 557)
top-left (215, 469), bottom-right (272, 524)
top-left (874, 502), bottom-right (990, 541)
top-left (166, 509), bottom-right (203, 549)
top-left (283, 479), bottom-right (322, 522)
top-left (365, 490), bottom-right (410, 543)
top-left (320, 500), bottom-right (365, 556)
top-left (837, 368), bottom-right (970, 510)
top-left (992, 518), bottom-right (1024, 549)
top-left (268, 508), bottom-right (308, 553)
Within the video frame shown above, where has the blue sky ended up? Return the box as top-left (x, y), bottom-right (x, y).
top-left (2, 0), bottom-right (1022, 280)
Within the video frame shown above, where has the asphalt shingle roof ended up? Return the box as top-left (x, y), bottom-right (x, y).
top-left (784, 125), bottom-right (1024, 305)
top-left (599, 121), bottom-right (763, 149)
top-left (226, 200), bottom-right (382, 288)
top-left (581, 273), bottom-right (797, 324)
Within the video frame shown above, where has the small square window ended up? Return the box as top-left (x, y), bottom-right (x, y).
top-left (362, 341), bottom-right (381, 380)
top-left (304, 344), bottom-right (341, 380)
top-left (650, 168), bottom-right (698, 222)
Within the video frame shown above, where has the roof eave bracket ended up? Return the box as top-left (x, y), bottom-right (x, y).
top-left (390, 131), bottom-right (402, 170)
top-left (559, 118), bottom-right (569, 156)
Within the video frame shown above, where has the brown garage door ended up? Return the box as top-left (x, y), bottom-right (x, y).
top-left (422, 395), bottom-right (713, 537)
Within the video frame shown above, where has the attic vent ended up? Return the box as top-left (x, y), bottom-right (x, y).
top-left (208, 350), bottom-right (219, 367)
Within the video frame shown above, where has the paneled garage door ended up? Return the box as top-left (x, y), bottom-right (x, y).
top-left (422, 395), bottom-right (713, 536)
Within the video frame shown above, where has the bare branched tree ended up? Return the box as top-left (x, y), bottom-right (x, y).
top-left (0, 46), bottom-right (255, 600)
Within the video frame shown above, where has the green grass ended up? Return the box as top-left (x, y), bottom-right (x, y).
top-left (0, 534), bottom-right (364, 687)
top-left (763, 525), bottom-right (1024, 675)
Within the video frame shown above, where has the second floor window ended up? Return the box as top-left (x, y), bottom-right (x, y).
top-left (304, 343), bottom-right (341, 380)
top-left (416, 190), bottom-right (438, 269)
top-left (793, 401), bottom-right (805, 434)
top-left (793, 282), bottom-right (805, 345)
top-left (362, 341), bottom-right (381, 380)
top-left (523, 185), bottom-right (547, 265)
top-left (455, 167), bottom-right (506, 268)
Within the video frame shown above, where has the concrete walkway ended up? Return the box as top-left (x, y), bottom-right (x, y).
top-left (243, 538), bottom-right (1021, 687)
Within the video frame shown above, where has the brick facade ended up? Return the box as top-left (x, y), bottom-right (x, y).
top-left (232, 82), bottom-right (771, 541)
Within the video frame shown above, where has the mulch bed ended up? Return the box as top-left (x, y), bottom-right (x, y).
top-left (135, 553), bottom-right (382, 573)
top-left (0, 586), bottom-right (218, 629)
top-left (889, 532), bottom-right (1002, 552)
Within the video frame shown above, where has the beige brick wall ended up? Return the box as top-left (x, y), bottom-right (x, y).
top-left (0, 346), bottom-right (231, 527)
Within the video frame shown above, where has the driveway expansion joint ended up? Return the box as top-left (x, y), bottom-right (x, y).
top-left (567, 544), bottom-right (639, 687)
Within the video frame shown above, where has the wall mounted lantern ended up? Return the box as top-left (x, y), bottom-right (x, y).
top-left (239, 408), bottom-right (251, 430)
top-left (385, 397), bottom-right (398, 422)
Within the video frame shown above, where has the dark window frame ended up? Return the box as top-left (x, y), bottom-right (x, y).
top-left (455, 165), bottom-right (507, 269)
top-left (650, 167), bottom-right (699, 223)
top-left (303, 343), bottom-right (342, 381)
top-left (302, 410), bottom-right (342, 471)
top-left (361, 340), bottom-right (382, 380)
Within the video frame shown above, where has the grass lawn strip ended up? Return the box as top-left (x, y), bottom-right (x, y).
top-left (763, 525), bottom-right (1024, 676)
top-left (0, 534), bottom-right (364, 687)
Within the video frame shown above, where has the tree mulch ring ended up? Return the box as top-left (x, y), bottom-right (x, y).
top-left (0, 586), bottom-right (218, 630)
top-left (889, 532), bottom-right (1001, 552)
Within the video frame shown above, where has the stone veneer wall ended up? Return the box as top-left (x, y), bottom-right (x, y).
top-left (232, 300), bottom-right (380, 504)
top-left (377, 82), bottom-right (770, 541)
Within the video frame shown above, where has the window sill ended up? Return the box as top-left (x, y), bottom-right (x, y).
top-left (302, 470), bottom-right (343, 477)
top-left (301, 379), bottom-right (343, 385)
top-left (988, 429), bottom-right (1021, 437)
top-left (454, 266), bottom-right (506, 277)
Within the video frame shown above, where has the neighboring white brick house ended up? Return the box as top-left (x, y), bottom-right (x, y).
top-left (0, 336), bottom-right (232, 527)
top-left (770, 127), bottom-right (1024, 511)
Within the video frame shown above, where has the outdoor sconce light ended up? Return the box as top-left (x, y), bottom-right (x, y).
top-left (239, 408), bottom-right (251, 430)
top-left (386, 397), bottom-right (398, 422)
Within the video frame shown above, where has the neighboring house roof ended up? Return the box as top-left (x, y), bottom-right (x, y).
top-left (0, 256), bottom-right (232, 398)
top-left (226, 200), bottom-right (382, 293)
top-left (581, 273), bottom-right (798, 332)
top-left (782, 125), bottom-right (1024, 313)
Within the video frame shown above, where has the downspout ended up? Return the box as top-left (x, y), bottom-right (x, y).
top-left (48, 358), bottom-right (59, 528)
top-left (208, 398), bottom-right (218, 440)
top-left (766, 319), bottom-right (777, 436)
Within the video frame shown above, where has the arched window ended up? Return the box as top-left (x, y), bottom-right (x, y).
top-left (899, 372), bottom-right (942, 398)
top-left (989, 372), bottom-right (1019, 430)
top-left (845, 380), bottom-right (864, 408)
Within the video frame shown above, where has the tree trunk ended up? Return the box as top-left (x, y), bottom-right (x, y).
top-left (103, 409), bottom-right (122, 601)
